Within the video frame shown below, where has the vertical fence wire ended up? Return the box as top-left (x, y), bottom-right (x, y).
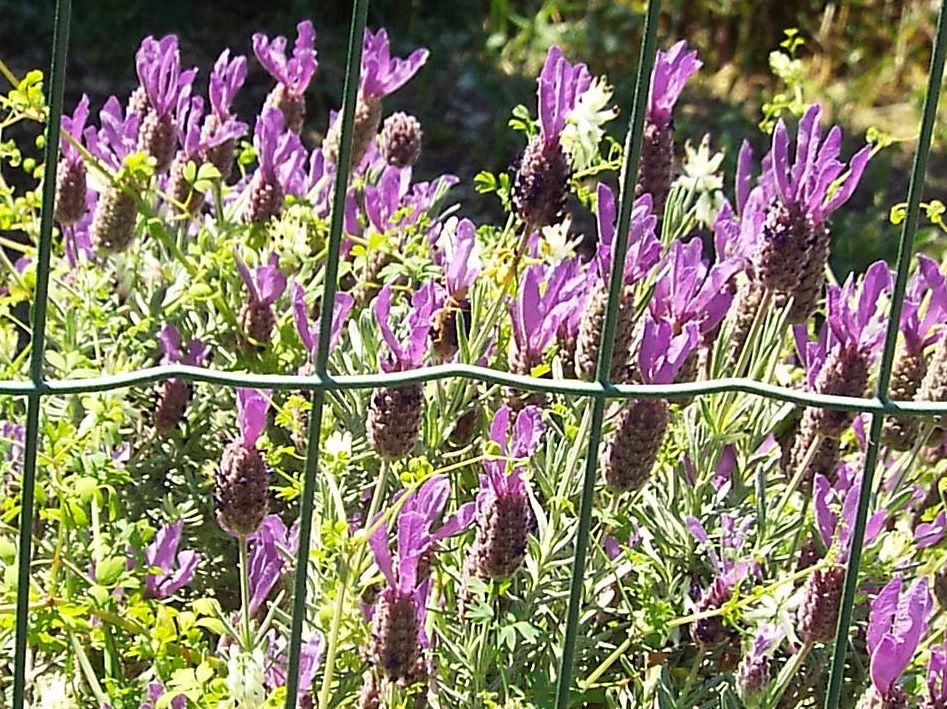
top-left (824, 1), bottom-right (947, 705)
top-left (282, 0), bottom-right (370, 706)
top-left (11, 0), bottom-right (71, 706)
top-left (553, 0), bottom-right (661, 704)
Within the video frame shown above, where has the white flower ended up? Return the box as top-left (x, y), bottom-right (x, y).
top-left (561, 77), bottom-right (619, 172)
top-left (219, 646), bottom-right (267, 708)
top-left (325, 430), bottom-right (353, 459)
top-left (539, 216), bottom-right (581, 264)
top-left (33, 671), bottom-right (77, 709)
top-left (675, 134), bottom-right (725, 227)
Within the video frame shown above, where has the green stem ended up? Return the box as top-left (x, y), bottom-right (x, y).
top-left (239, 535), bottom-right (251, 651)
top-left (317, 460), bottom-right (389, 709)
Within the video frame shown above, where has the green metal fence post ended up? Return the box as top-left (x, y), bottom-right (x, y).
top-left (282, 1), bottom-right (370, 707)
top-left (11, 1), bottom-right (71, 706)
top-left (554, 1), bottom-right (661, 705)
top-left (824, 1), bottom-right (947, 705)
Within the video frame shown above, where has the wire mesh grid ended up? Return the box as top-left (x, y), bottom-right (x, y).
top-left (6, 0), bottom-right (947, 706)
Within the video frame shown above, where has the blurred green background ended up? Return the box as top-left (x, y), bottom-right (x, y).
top-left (4, 0), bottom-right (947, 276)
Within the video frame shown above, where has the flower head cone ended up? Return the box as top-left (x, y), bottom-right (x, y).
top-left (636, 41), bottom-right (701, 217)
top-left (602, 316), bottom-right (699, 492)
top-left (245, 107), bottom-right (306, 224)
top-left (237, 253), bottom-right (287, 344)
top-left (752, 104), bottom-right (872, 310)
top-left (736, 626), bottom-right (780, 705)
top-left (91, 184), bottom-right (137, 254)
top-left (154, 324), bottom-right (209, 434)
top-left (798, 564), bottom-right (845, 643)
top-left (380, 111), bottom-right (423, 168)
top-left (367, 475), bottom-right (474, 679)
top-left (368, 282), bottom-right (439, 459)
top-left (470, 406), bottom-right (544, 579)
top-left (575, 185), bottom-right (660, 380)
top-left (56, 95), bottom-right (91, 226)
top-left (512, 46), bottom-right (591, 230)
top-left (134, 35), bottom-right (196, 173)
top-left (254, 21), bottom-right (317, 133)
top-left (216, 388), bottom-right (271, 538)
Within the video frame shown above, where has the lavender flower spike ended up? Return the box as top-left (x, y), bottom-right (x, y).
top-left (245, 107), bottom-right (307, 223)
top-left (862, 576), bottom-right (931, 705)
top-left (602, 316), bottom-right (699, 492)
top-left (736, 625), bottom-right (782, 703)
top-left (154, 324), bottom-right (209, 434)
top-left (56, 94), bottom-right (90, 226)
top-left (292, 283), bottom-right (354, 360)
top-left (638, 40), bottom-right (701, 216)
top-left (512, 46), bottom-right (590, 229)
top-left (247, 515), bottom-right (297, 616)
top-left (254, 21), bottom-right (317, 133)
top-left (144, 521), bottom-right (200, 598)
top-left (368, 282), bottom-right (441, 459)
top-left (216, 388), bottom-right (272, 537)
top-left (431, 218), bottom-right (481, 361)
top-left (469, 405), bottom-right (545, 579)
top-left (367, 474), bottom-right (474, 679)
top-left (134, 35), bottom-right (196, 173)
top-left (202, 50), bottom-right (248, 179)
top-left (237, 253), bottom-right (288, 344)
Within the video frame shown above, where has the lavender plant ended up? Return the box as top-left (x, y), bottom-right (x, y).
top-left (2, 15), bottom-right (947, 709)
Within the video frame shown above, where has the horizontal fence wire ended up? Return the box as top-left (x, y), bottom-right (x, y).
top-left (824, 0), bottom-right (947, 705)
top-left (7, 0), bottom-right (945, 706)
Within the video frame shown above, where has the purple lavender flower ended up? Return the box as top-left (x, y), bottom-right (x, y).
top-left (367, 475), bottom-right (474, 678)
top-left (86, 97), bottom-right (140, 171)
top-left (592, 184), bottom-right (661, 288)
top-left (216, 388), bottom-right (272, 537)
top-left (56, 94), bottom-right (91, 226)
top-left (263, 630), bottom-right (323, 700)
top-left (511, 45), bottom-right (591, 229)
top-left (736, 625), bottom-right (781, 703)
top-left (650, 237), bottom-right (740, 338)
top-left (469, 405), bottom-right (545, 579)
top-left (915, 510), bottom-right (947, 550)
top-left (638, 40), bottom-right (701, 216)
top-left (139, 682), bottom-right (185, 709)
top-left (750, 104), bottom-right (872, 321)
top-left (864, 576), bottom-right (931, 703)
top-left (430, 218), bottom-right (481, 361)
top-left (813, 466), bottom-right (886, 562)
top-left (236, 253), bottom-right (288, 343)
top-left (245, 107), bottom-right (307, 223)
top-left (201, 50), bottom-right (248, 179)
top-left (374, 281), bottom-right (441, 373)
top-left (254, 21), bottom-right (317, 133)
top-left (1, 421), bottom-right (26, 474)
top-left (155, 324), bottom-right (209, 434)
top-left (134, 35), bottom-right (196, 173)
top-left (144, 521), bottom-right (200, 598)
top-left (510, 262), bottom-right (581, 378)
top-left (648, 41), bottom-right (701, 128)
top-left (247, 515), bottom-right (298, 615)
top-left (292, 285), bottom-right (354, 362)
top-left (360, 28), bottom-right (429, 100)
top-left (928, 643), bottom-right (947, 706)
top-left (636, 315), bottom-right (701, 386)
top-left (574, 185), bottom-right (661, 380)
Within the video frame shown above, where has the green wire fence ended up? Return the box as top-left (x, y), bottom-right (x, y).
top-left (8, 0), bottom-right (947, 706)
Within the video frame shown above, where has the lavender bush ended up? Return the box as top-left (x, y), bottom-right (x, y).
top-left (0, 16), bottom-right (945, 708)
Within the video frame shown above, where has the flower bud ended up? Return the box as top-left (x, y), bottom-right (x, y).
top-left (201, 113), bottom-right (235, 181)
top-left (367, 384), bottom-right (424, 460)
top-left (602, 399), bottom-right (669, 493)
top-left (635, 119), bottom-right (673, 218)
top-left (91, 183), bottom-right (138, 253)
top-left (369, 588), bottom-right (420, 680)
top-left (883, 346), bottom-right (926, 450)
top-left (736, 652), bottom-right (771, 706)
top-left (239, 300), bottom-right (276, 344)
top-left (154, 378), bottom-right (191, 434)
top-left (324, 95), bottom-right (383, 168)
top-left (245, 171), bottom-right (284, 224)
top-left (798, 565), bottom-right (844, 643)
top-left (574, 285), bottom-right (637, 382)
top-left (138, 111), bottom-right (176, 174)
top-left (919, 337), bottom-right (947, 428)
top-left (431, 297), bottom-right (471, 362)
top-left (379, 112), bottom-right (422, 168)
top-left (754, 202), bottom-right (816, 296)
top-left (787, 223), bottom-right (830, 324)
top-left (511, 135), bottom-right (570, 230)
top-left (55, 160), bottom-right (87, 226)
top-left (167, 152), bottom-right (204, 215)
top-left (216, 440), bottom-right (269, 537)
top-left (810, 344), bottom-right (869, 438)
top-left (267, 84), bottom-right (306, 134)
